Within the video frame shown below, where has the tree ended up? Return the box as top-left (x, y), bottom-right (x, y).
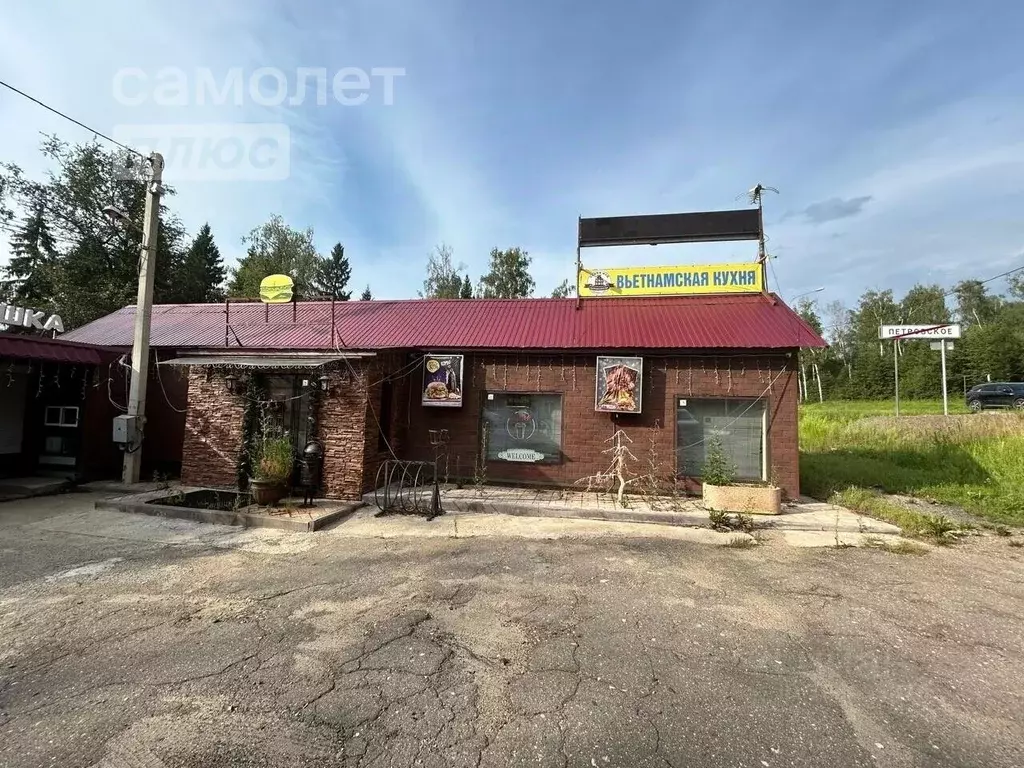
top-left (6, 205), bottom-right (58, 310)
top-left (0, 136), bottom-right (189, 330)
top-left (551, 279), bottom-right (575, 298)
top-left (845, 289), bottom-right (901, 399)
top-left (177, 223), bottom-right (225, 303)
top-left (360, 285), bottom-right (372, 301)
top-left (228, 215), bottom-right (323, 299)
top-left (953, 280), bottom-right (1001, 328)
top-left (1007, 271), bottom-right (1024, 301)
top-left (795, 299), bottom-right (825, 402)
top-left (421, 244), bottom-right (464, 299)
top-left (459, 274), bottom-right (473, 299)
top-left (478, 247), bottom-right (534, 298)
top-left (312, 242), bottom-right (352, 300)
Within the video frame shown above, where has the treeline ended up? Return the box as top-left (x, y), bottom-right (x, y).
top-left (0, 137), bottom-right (228, 330)
top-left (0, 136), bottom-right (574, 332)
top-left (798, 279), bottom-right (1024, 399)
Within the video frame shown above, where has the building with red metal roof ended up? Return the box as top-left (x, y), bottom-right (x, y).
top-left (63, 294), bottom-right (824, 351)
top-left (0, 332), bottom-right (128, 481)
top-left (55, 293), bottom-right (825, 503)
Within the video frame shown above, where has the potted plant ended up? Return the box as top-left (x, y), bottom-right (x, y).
top-left (700, 438), bottom-right (782, 515)
top-left (250, 435), bottom-right (294, 506)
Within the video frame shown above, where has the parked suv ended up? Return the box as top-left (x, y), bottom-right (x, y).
top-left (966, 382), bottom-right (1024, 411)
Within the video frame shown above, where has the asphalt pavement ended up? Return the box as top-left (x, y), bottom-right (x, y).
top-left (1, 491), bottom-right (1022, 767)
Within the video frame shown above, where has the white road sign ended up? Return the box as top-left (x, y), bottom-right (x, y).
top-left (879, 324), bottom-right (961, 340)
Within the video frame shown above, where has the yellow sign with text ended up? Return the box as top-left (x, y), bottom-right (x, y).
top-left (578, 263), bottom-right (763, 297)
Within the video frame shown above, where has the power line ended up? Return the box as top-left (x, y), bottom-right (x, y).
top-left (0, 79), bottom-right (144, 159)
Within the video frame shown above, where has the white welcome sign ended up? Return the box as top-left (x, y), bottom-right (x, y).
top-left (497, 449), bottom-right (545, 463)
top-left (0, 303), bottom-right (64, 333)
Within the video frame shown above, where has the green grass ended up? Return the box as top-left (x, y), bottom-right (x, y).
top-left (800, 400), bottom-right (1024, 527)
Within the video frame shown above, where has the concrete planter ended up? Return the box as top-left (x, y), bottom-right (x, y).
top-left (702, 483), bottom-right (782, 515)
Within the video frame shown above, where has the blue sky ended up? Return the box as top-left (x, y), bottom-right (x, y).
top-left (1, 0), bottom-right (1023, 307)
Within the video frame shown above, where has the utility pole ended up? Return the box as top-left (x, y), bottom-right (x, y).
top-left (123, 152), bottom-right (164, 484)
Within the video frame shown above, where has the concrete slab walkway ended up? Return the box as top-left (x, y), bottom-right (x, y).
top-left (363, 485), bottom-right (901, 536)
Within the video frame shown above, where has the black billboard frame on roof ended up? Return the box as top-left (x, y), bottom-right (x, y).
top-left (578, 209), bottom-right (761, 248)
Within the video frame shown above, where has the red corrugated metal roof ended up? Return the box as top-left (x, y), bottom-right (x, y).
top-left (0, 333), bottom-right (117, 364)
top-left (60, 295), bottom-right (826, 351)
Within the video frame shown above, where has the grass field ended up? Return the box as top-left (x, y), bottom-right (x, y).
top-left (800, 399), bottom-right (1024, 528)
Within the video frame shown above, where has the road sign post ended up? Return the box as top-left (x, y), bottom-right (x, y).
top-left (879, 324), bottom-right (962, 417)
top-left (894, 339), bottom-right (900, 417)
top-left (940, 339), bottom-right (949, 416)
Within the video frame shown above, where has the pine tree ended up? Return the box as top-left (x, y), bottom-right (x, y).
top-left (178, 223), bottom-right (225, 302)
top-left (360, 285), bottom-right (372, 301)
top-left (312, 242), bottom-right (352, 300)
top-left (459, 274), bottom-right (473, 299)
top-left (6, 206), bottom-right (58, 310)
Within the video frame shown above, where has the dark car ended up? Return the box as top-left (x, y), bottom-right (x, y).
top-left (966, 382), bottom-right (1024, 411)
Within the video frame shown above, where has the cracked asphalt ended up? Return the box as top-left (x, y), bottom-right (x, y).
top-left (1, 492), bottom-right (1023, 767)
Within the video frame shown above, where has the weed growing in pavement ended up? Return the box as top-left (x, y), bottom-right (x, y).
top-left (862, 536), bottom-right (929, 556)
top-left (708, 509), bottom-right (760, 533)
top-left (830, 487), bottom-right (970, 545)
top-left (724, 536), bottom-right (757, 549)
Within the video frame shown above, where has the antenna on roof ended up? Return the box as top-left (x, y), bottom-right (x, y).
top-left (738, 183), bottom-right (778, 299)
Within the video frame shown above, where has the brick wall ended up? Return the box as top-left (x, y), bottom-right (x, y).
top-left (316, 361), bottom-right (370, 500)
top-left (399, 351), bottom-right (801, 498)
top-left (178, 350), bottom-right (802, 499)
top-left (181, 369), bottom-right (246, 489)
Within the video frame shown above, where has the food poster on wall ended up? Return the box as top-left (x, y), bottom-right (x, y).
top-left (422, 354), bottom-right (464, 407)
top-left (595, 356), bottom-right (643, 413)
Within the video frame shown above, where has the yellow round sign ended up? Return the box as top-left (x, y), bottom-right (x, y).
top-left (426, 359), bottom-right (440, 373)
top-left (259, 274), bottom-right (294, 304)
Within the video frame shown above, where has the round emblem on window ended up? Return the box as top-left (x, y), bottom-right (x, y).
top-left (506, 410), bottom-right (537, 441)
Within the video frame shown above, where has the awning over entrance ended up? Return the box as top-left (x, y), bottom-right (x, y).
top-left (159, 353), bottom-right (374, 368)
top-left (0, 334), bottom-right (114, 365)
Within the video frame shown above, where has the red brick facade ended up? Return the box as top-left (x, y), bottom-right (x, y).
top-left (398, 351), bottom-right (800, 498)
top-left (181, 349), bottom-right (801, 500)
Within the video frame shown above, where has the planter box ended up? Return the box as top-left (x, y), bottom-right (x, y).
top-left (702, 483), bottom-right (782, 515)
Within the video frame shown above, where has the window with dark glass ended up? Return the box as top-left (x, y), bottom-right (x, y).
top-left (483, 393), bottom-right (562, 464)
top-left (676, 398), bottom-right (765, 481)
